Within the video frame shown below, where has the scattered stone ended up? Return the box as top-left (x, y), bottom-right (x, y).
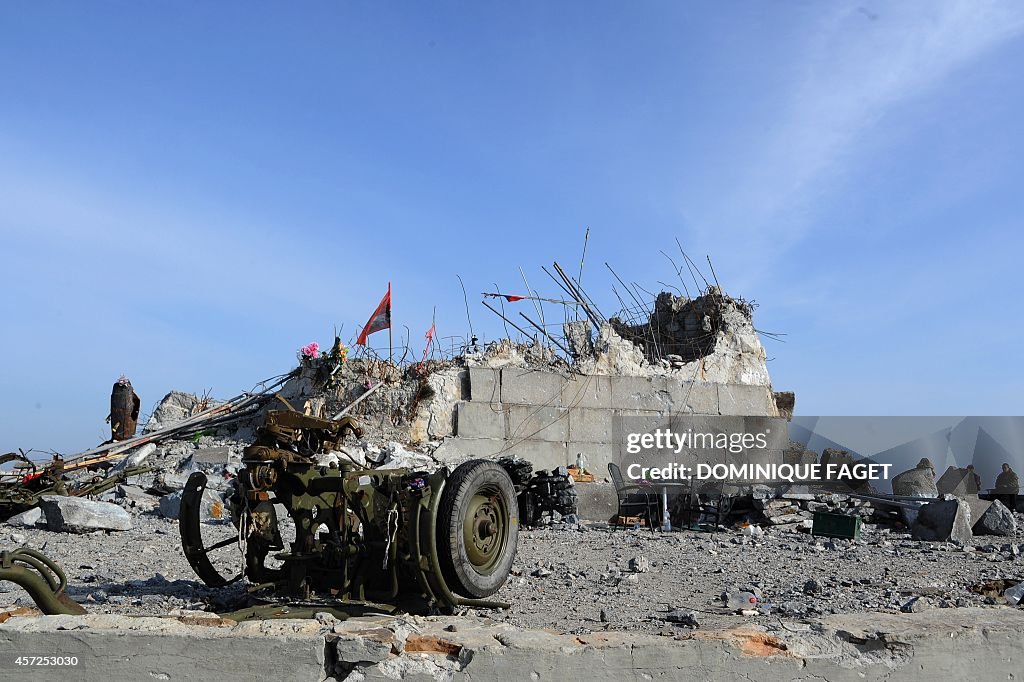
top-left (531, 567), bottom-right (552, 578)
top-left (39, 496), bottom-right (133, 533)
top-left (803, 579), bottom-right (822, 595)
top-left (726, 591), bottom-right (757, 611)
top-left (901, 596), bottom-right (929, 613)
top-left (629, 556), bottom-right (650, 573)
top-left (664, 609), bottom-right (699, 627)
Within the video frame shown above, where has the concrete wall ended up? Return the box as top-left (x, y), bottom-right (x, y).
top-left (5, 609), bottom-right (1024, 681)
top-left (434, 366), bottom-right (784, 475)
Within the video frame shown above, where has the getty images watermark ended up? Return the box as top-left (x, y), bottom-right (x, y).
top-left (621, 425), bottom-right (893, 484)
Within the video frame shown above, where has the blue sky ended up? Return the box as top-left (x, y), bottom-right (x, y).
top-left (2, 2), bottom-right (1023, 453)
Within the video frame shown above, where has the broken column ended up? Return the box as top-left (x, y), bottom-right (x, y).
top-left (109, 376), bottom-right (141, 441)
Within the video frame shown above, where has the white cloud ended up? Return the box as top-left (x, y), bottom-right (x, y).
top-left (685, 1), bottom-right (1024, 284)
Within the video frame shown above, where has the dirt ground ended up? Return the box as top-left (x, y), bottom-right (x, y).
top-left (3, 513), bottom-right (1023, 633)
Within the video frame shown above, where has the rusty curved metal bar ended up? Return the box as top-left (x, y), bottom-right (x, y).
top-left (0, 548), bottom-right (86, 615)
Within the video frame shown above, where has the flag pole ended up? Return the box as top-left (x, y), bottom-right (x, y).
top-left (388, 282), bottom-right (393, 365)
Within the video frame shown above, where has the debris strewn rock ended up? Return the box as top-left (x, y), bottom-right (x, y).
top-left (973, 499), bottom-right (1016, 537)
top-left (39, 497), bottom-right (133, 533)
top-left (911, 496), bottom-right (972, 544)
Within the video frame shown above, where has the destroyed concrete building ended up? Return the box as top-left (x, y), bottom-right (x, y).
top-left (4, 267), bottom-right (1024, 682)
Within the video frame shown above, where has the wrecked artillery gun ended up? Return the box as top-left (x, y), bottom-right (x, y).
top-left (180, 410), bottom-right (519, 614)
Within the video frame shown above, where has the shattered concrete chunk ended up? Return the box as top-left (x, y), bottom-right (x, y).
top-left (334, 634), bottom-right (392, 664)
top-left (39, 496), bottom-right (133, 533)
top-left (5, 507), bottom-right (45, 528)
top-left (973, 499), bottom-right (1016, 537)
top-left (911, 496), bottom-right (972, 544)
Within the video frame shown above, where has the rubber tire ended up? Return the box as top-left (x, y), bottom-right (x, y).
top-left (518, 492), bottom-right (536, 528)
top-left (437, 460), bottom-right (519, 598)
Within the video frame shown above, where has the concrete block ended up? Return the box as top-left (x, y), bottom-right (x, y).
top-left (500, 367), bottom-right (565, 406)
top-left (561, 375), bottom-right (612, 409)
top-left (568, 408), bottom-right (615, 443)
top-left (455, 401), bottom-right (506, 439)
top-left (609, 376), bottom-right (673, 412)
top-left (718, 384), bottom-right (776, 416)
top-left (666, 381), bottom-right (719, 414)
top-left (468, 367), bottom-right (500, 403)
top-left (500, 439), bottom-right (567, 471)
top-left (567, 441), bottom-right (617, 476)
top-left (507, 405), bottom-right (568, 442)
top-left (432, 437), bottom-right (508, 462)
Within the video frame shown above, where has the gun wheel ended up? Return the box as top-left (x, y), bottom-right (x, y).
top-left (179, 472), bottom-right (243, 587)
top-left (437, 460), bottom-right (518, 598)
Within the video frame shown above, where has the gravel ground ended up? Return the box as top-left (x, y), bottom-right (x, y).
top-left (3, 512), bottom-right (1024, 633)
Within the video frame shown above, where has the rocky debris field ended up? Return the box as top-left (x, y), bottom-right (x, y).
top-left (3, 505), bottom-right (1024, 634)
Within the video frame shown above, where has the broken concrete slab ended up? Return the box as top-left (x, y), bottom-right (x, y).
top-left (38, 497), bottom-right (133, 533)
top-left (911, 495), bottom-right (972, 543)
top-left (973, 498), bottom-right (1016, 536)
top-left (5, 507), bottom-right (45, 528)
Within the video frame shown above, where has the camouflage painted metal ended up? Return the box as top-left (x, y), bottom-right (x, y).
top-left (180, 410), bottom-right (518, 615)
top-left (0, 547), bottom-right (87, 615)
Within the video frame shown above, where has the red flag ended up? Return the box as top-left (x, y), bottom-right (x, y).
top-left (504, 295), bottom-right (526, 302)
top-left (356, 283), bottom-right (392, 346)
top-left (421, 322), bottom-right (436, 362)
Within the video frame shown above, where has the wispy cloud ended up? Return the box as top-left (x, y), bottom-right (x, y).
top-left (685, 1), bottom-right (1024, 284)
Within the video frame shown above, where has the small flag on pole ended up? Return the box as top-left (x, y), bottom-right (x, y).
top-left (421, 321), bottom-right (436, 362)
top-left (356, 283), bottom-right (392, 346)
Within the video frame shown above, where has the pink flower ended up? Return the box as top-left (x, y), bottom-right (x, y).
top-left (300, 342), bottom-right (320, 359)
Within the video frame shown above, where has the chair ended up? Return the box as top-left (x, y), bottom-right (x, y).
top-left (673, 478), bottom-right (739, 533)
top-left (608, 463), bottom-right (659, 531)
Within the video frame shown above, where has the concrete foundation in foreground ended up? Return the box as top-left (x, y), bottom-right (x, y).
top-left (0, 608), bottom-right (1021, 681)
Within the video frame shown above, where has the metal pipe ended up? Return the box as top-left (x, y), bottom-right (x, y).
top-left (333, 381), bottom-right (384, 420)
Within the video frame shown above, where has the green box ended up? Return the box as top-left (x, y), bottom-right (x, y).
top-left (811, 511), bottom-right (862, 540)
